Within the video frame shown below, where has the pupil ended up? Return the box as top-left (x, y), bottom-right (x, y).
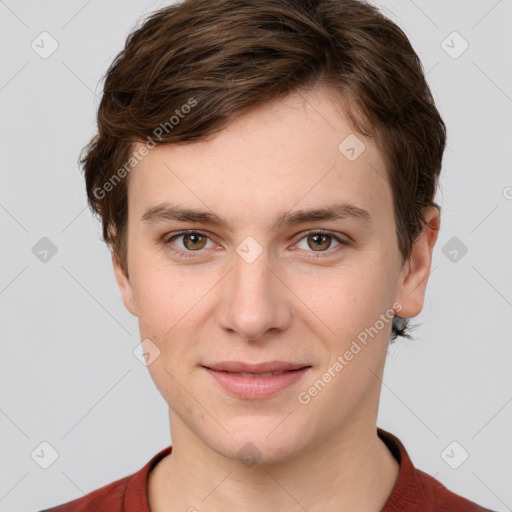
top-left (311, 234), bottom-right (329, 250)
top-left (186, 233), bottom-right (203, 250)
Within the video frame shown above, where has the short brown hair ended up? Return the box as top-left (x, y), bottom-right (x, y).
top-left (80, 0), bottom-right (446, 341)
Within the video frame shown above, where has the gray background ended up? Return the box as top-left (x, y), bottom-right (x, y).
top-left (1, 0), bottom-right (511, 510)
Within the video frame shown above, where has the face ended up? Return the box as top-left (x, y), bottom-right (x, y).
top-left (113, 86), bottom-right (438, 464)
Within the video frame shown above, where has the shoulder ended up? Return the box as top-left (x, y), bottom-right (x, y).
top-left (414, 468), bottom-right (497, 512)
top-left (37, 445), bottom-right (172, 512)
top-left (377, 428), bottom-right (496, 512)
top-left (38, 475), bottom-right (130, 512)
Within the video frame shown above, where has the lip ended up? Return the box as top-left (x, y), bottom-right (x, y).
top-left (204, 360), bottom-right (309, 373)
top-left (202, 361), bottom-right (311, 399)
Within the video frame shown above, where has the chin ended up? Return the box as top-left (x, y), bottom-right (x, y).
top-left (210, 418), bottom-right (308, 467)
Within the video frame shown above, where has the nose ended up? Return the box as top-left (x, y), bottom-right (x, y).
top-left (216, 249), bottom-right (293, 342)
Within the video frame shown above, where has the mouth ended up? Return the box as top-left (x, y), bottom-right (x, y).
top-left (203, 360), bottom-right (310, 373)
top-left (224, 370), bottom-right (294, 378)
top-left (202, 361), bottom-right (312, 399)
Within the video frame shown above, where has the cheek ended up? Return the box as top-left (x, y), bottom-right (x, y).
top-left (293, 262), bottom-right (389, 335)
top-left (300, 266), bottom-right (396, 386)
top-left (129, 254), bottom-right (196, 331)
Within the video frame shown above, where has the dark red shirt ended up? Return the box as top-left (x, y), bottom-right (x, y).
top-left (40, 428), bottom-right (496, 511)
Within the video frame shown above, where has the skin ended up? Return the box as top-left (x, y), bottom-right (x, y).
top-left (112, 85), bottom-right (440, 512)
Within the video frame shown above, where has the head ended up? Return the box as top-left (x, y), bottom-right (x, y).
top-left (81, 0), bottom-right (445, 462)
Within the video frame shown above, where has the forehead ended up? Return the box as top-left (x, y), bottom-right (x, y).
top-left (127, 87), bottom-right (391, 225)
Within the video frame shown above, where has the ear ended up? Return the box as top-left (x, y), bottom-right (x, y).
top-left (395, 206), bottom-right (440, 318)
top-left (112, 251), bottom-right (138, 316)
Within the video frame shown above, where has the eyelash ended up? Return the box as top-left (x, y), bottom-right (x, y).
top-left (162, 229), bottom-right (350, 260)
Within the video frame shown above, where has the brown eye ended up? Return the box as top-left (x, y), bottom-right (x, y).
top-left (181, 232), bottom-right (207, 250)
top-left (306, 233), bottom-right (334, 251)
top-left (164, 230), bottom-right (214, 257)
top-left (293, 230), bottom-right (347, 259)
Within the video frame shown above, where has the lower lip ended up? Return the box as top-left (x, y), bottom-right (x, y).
top-left (203, 367), bottom-right (310, 399)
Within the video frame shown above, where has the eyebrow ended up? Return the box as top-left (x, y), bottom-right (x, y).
top-left (140, 201), bottom-right (372, 231)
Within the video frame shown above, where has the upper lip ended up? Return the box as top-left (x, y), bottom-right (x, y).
top-left (203, 361), bottom-right (310, 373)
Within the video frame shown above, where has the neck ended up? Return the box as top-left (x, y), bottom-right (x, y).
top-left (148, 417), bottom-right (399, 512)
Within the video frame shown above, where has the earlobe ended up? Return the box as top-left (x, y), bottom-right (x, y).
top-left (111, 252), bottom-right (138, 316)
top-left (395, 207), bottom-right (440, 319)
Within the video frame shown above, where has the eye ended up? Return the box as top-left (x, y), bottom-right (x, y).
top-left (163, 230), bottom-right (216, 258)
top-left (292, 230), bottom-right (349, 259)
